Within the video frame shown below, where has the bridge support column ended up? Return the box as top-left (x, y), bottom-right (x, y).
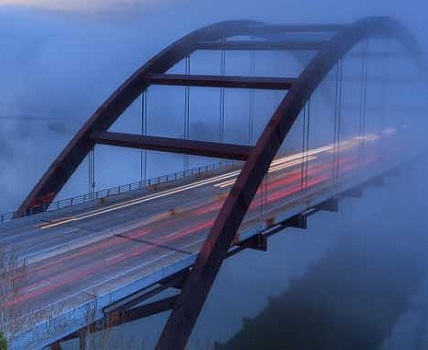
top-left (236, 233), bottom-right (268, 251)
top-left (281, 214), bottom-right (307, 229)
top-left (50, 341), bottom-right (63, 350)
top-left (317, 198), bottom-right (339, 212)
top-left (79, 329), bottom-right (88, 350)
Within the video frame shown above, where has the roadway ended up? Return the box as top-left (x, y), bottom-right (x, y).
top-left (0, 131), bottom-right (411, 349)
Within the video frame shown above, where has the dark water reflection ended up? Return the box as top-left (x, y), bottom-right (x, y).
top-left (218, 228), bottom-right (428, 350)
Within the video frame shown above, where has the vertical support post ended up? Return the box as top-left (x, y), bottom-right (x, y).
top-left (50, 341), bottom-right (63, 350)
top-left (141, 90), bottom-right (148, 185)
top-left (301, 98), bottom-right (311, 190)
top-left (333, 59), bottom-right (343, 182)
top-left (88, 146), bottom-right (95, 199)
top-left (184, 55), bottom-right (191, 171)
top-left (79, 329), bottom-right (87, 350)
top-left (249, 50), bottom-right (255, 145)
top-left (219, 37), bottom-right (226, 143)
top-left (358, 40), bottom-right (368, 168)
top-left (379, 39), bottom-right (389, 158)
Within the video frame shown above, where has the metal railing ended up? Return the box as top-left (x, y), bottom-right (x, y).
top-left (0, 160), bottom-right (236, 222)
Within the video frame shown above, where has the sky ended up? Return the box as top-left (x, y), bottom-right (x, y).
top-left (0, 0), bottom-right (168, 13)
top-left (0, 0), bottom-right (426, 208)
top-left (0, 1), bottom-right (428, 349)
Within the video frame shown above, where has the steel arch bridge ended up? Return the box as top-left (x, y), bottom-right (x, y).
top-left (6, 16), bottom-right (427, 350)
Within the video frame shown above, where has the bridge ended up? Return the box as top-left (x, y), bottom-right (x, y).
top-left (0, 16), bottom-right (427, 350)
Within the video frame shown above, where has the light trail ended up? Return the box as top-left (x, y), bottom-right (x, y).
top-left (39, 137), bottom-right (364, 230)
top-left (215, 155), bottom-right (318, 188)
top-left (3, 141), bottom-right (385, 311)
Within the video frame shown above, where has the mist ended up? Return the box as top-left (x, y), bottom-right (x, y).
top-left (1, 0), bottom-right (428, 349)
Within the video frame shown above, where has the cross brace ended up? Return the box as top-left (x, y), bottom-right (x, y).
top-left (145, 74), bottom-right (296, 90)
top-left (91, 131), bottom-right (252, 161)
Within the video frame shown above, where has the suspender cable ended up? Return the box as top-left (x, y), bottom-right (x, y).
top-left (184, 55), bottom-right (191, 171)
top-left (249, 50), bottom-right (255, 144)
top-left (140, 90), bottom-right (148, 186)
top-left (301, 104), bottom-right (307, 190)
top-left (89, 146), bottom-right (95, 198)
top-left (333, 59), bottom-right (343, 182)
top-left (219, 37), bottom-right (226, 143)
top-left (301, 98), bottom-right (311, 190)
top-left (261, 171), bottom-right (268, 223)
top-left (184, 55), bottom-right (191, 139)
top-left (358, 40), bottom-right (368, 167)
top-left (305, 98), bottom-right (311, 188)
top-left (380, 40), bottom-right (389, 134)
top-left (276, 52), bottom-right (284, 105)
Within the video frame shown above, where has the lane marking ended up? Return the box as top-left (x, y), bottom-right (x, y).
top-left (27, 281), bottom-right (51, 293)
top-left (106, 254), bottom-right (124, 262)
top-left (215, 156), bottom-right (318, 188)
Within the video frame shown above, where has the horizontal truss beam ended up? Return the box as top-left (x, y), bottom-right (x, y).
top-left (146, 74), bottom-right (296, 90)
top-left (91, 131), bottom-right (252, 161)
top-left (197, 40), bottom-right (326, 51)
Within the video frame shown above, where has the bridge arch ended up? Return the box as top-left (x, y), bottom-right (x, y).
top-left (156, 17), bottom-right (426, 349)
top-left (17, 19), bottom-right (305, 214)
top-left (16, 16), bottom-right (426, 350)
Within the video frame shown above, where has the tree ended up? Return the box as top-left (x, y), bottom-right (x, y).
top-left (0, 331), bottom-right (7, 350)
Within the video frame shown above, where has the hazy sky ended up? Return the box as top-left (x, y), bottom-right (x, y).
top-left (0, 2), bottom-right (427, 349)
top-left (0, 0), bottom-right (425, 19)
top-left (0, 0), bottom-right (426, 208)
top-left (0, 0), bottom-right (166, 12)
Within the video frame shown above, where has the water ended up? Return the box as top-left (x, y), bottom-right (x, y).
top-left (55, 156), bottom-right (428, 350)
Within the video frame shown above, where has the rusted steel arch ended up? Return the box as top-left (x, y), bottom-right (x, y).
top-left (15, 20), bottom-right (253, 215)
top-left (156, 17), bottom-right (426, 349)
top-left (17, 20), bottom-right (343, 216)
top-left (20, 19), bottom-right (332, 215)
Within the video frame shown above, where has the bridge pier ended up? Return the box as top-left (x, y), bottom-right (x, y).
top-left (317, 198), bottom-right (340, 213)
top-left (50, 341), bottom-right (63, 350)
top-left (281, 214), bottom-right (308, 230)
top-left (79, 329), bottom-right (88, 350)
top-left (236, 233), bottom-right (268, 251)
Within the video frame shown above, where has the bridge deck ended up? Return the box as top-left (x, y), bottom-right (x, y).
top-left (0, 135), bottom-right (411, 349)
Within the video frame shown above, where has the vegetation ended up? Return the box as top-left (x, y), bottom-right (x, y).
top-left (0, 246), bottom-right (27, 349)
top-left (0, 332), bottom-right (7, 350)
top-left (0, 331), bottom-right (7, 350)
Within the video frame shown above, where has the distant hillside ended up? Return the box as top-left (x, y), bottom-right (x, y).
top-left (216, 230), bottom-right (428, 350)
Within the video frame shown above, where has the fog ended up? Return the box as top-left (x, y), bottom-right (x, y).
top-left (0, 0), bottom-right (427, 349)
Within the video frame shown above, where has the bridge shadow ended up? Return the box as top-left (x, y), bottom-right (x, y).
top-left (216, 228), bottom-right (428, 350)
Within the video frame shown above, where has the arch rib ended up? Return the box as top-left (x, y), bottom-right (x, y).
top-left (14, 16), bottom-right (426, 350)
top-left (17, 20), bottom-right (278, 215)
top-left (156, 17), bottom-right (426, 350)
top-left (17, 19), bottom-right (347, 215)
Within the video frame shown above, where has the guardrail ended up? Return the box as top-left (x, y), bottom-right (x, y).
top-left (0, 160), bottom-right (236, 222)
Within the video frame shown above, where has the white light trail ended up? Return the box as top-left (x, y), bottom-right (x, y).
top-left (40, 135), bottom-right (380, 230)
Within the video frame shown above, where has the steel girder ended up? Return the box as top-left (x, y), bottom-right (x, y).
top-left (16, 16), bottom-right (426, 350)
